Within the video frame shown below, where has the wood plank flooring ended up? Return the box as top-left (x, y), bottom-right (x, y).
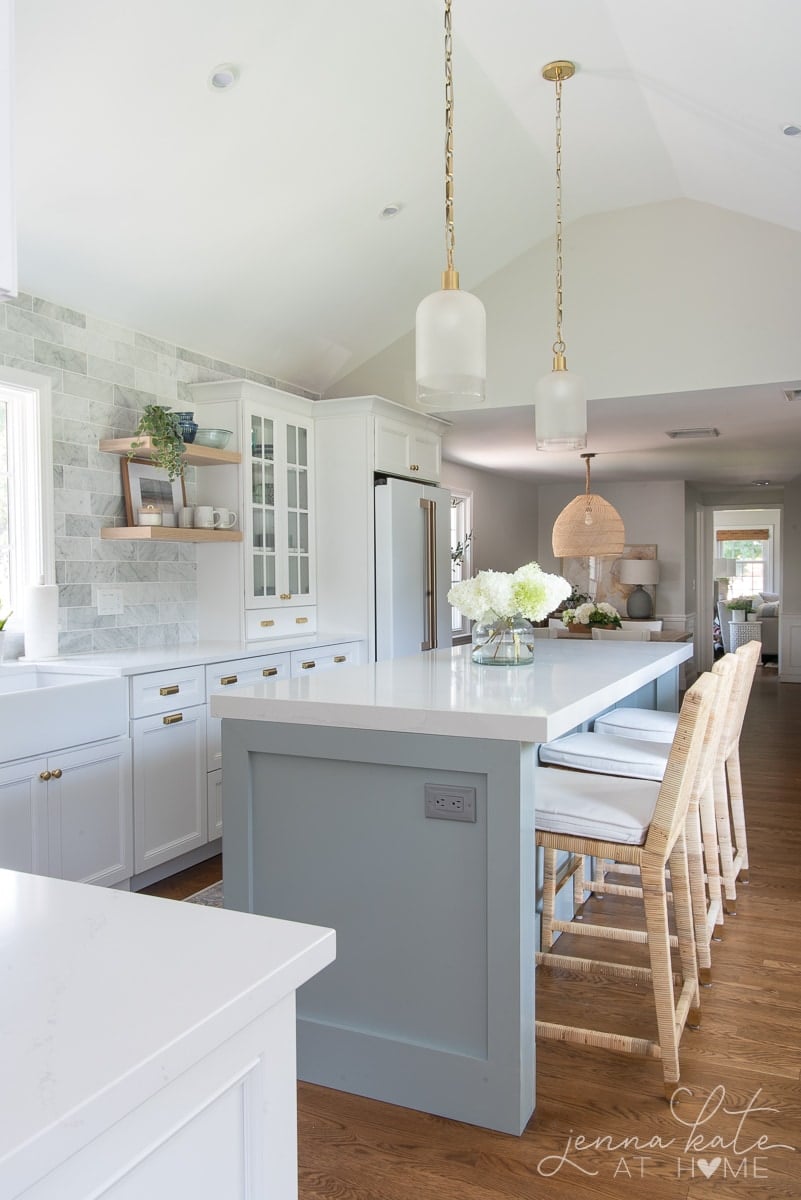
top-left (147, 666), bottom-right (801, 1198)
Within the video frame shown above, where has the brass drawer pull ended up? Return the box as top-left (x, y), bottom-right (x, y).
top-left (220, 675), bottom-right (238, 686)
top-left (295, 616), bottom-right (308, 624)
top-left (260, 619), bottom-right (275, 628)
top-left (334, 655), bottom-right (347, 663)
top-left (280, 593), bottom-right (292, 600)
top-left (262, 667), bottom-right (279, 677)
top-left (163, 713), bottom-right (183, 725)
top-left (159, 685), bottom-right (180, 696)
top-left (301, 660), bottom-right (316, 670)
top-left (50, 768), bottom-right (62, 779)
top-left (39, 770), bottom-right (51, 781)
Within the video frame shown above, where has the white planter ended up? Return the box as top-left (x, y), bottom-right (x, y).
top-left (730, 609), bottom-right (746, 623)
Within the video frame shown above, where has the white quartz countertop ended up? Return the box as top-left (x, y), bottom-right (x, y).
top-left (211, 640), bottom-right (694, 743)
top-left (0, 870), bottom-right (335, 1196)
top-left (22, 631), bottom-right (362, 676)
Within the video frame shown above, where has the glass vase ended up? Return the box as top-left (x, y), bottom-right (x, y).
top-left (471, 613), bottom-right (535, 666)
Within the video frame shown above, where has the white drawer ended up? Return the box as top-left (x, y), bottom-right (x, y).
top-left (130, 666), bottom-right (206, 720)
top-left (290, 641), bottom-right (364, 676)
top-left (205, 652), bottom-right (291, 770)
top-left (245, 605), bottom-right (317, 641)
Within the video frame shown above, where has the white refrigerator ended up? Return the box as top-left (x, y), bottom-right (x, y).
top-left (374, 476), bottom-right (453, 660)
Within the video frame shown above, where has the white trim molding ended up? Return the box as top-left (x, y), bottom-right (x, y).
top-left (779, 613), bottom-right (801, 683)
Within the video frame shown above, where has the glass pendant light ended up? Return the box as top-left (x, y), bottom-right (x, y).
top-left (552, 453), bottom-right (625, 558)
top-left (535, 61), bottom-right (587, 450)
top-left (415, 0), bottom-right (486, 412)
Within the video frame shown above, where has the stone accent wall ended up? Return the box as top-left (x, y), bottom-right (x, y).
top-left (0, 292), bottom-right (318, 654)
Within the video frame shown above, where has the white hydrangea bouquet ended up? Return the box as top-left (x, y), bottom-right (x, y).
top-left (448, 562), bottom-right (571, 665)
top-left (562, 600), bottom-right (622, 629)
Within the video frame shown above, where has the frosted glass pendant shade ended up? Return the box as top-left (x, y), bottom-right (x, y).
top-left (534, 366), bottom-right (587, 450)
top-left (415, 286), bottom-right (486, 412)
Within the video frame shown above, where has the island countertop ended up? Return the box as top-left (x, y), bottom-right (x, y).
top-left (211, 639), bottom-right (693, 743)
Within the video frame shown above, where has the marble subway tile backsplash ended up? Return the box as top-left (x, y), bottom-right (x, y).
top-left (1, 292), bottom-right (319, 654)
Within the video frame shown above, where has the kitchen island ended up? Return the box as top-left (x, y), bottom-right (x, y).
top-left (213, 638), bottom-right (693, 1136)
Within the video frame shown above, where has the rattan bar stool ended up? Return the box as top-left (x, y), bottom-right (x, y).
top-left (535, 672), bottom-right (719, 1099)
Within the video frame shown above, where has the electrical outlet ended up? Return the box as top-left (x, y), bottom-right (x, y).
top-left (424, 784), bottom-right (477, 823)
top-left (96, 587), bottom-right (124, 616)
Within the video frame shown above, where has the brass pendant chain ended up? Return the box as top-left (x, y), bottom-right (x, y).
top-left (553, 71), bottom-right (565, 357)
top-left (443, 0), bottom-right (457, 285)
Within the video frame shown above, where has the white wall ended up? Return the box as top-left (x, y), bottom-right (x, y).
top-left (536, 480), bottom-right (687, 619)
top-left (327, 199), bottom-right (801, 410)
top-left (439, 461), bottom-right (538, 574)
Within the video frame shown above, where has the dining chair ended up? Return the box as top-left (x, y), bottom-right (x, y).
top-left (592, 627), bottom-right (651, 641)
top-left (535, 671), bottom-right (719, 1099)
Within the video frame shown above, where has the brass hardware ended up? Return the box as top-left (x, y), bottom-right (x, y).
top-left (333, 655), bottom-right (346, 663)
top-left (295, 616), bottom-right (308, 624)
top-left (262, 667), bottom-right (278, 677)
top-left (280, 593), bottom-right (292, 600)
top-left (301, 660), bottom-right (316, 670)
top-left (163, 713), bottom-right (183, 725)
top-left (542, 60), bottom-right (576, 367)
top-left (260, 619), bottom-right (275, 628)
top-left (420, 497), bottom-right (437, 650)
top-left (410, 464), bottom-right (419, 471)
top-left (159, 684), bottom-right (180, 696)
top-left (220, 675), bottom-right (238, 686)
top-left (39, 770), bottom-right (51, 781)
top-left (542, 59), bottom-right (576, 83)
top-left (50, 768), bottom-right (62, 779)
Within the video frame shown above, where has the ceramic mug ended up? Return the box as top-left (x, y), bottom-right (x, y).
top-left (214, 507), bottom-right (237, 529)
top-left (178, 507), bottom-right (194, 529)
top-left (194, 505), bottom-right (221, 529)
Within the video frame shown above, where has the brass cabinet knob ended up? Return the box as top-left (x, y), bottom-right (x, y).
top-left (50, 768), bottom-right (62, 779)
top-left (39, 770), bottom-right (51, 781)
top-left (333, 655), bottom-right (346, 663)
top-left (410, 464), bottom-right (419, 471)
top-left (301, 660), bottom-right (316, 670)
top-left (262, 667), bottom-right (278, 677)
top-left (280, 593), bottom-right (292, 600)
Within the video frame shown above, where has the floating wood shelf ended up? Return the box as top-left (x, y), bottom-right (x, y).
top-left (99, 437), bottom-right (241, 466)
top-left (100, 527), bottom-right (243, 543)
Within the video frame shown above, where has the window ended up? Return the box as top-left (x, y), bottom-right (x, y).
top-left (0, 367), bottom-right (54, 627)
top-left (449, 490), bottom-right (473, 636)
top-left (716, 527), bottom-right (772, 599)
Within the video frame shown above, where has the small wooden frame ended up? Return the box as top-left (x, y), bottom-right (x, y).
top-left (121, 458), bottom-right (186, 527)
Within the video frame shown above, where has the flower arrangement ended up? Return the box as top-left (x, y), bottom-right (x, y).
top-left (562, 600), bottom-right (622, 629)
top-left (448, 562), bottom-right (571, 665)
top-left (725, 597), bottom-right (753, 611)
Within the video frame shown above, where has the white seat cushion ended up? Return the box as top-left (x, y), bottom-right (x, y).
top-left (539, 731), bottom-right (669, 780)
top-left (536, 768), bottom-right (660, 844)
top-left (593, 707), bottom-right (679, 743)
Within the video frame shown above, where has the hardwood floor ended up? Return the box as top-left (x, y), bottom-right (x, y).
top-left (148, 667), bottom-right (801, 1197)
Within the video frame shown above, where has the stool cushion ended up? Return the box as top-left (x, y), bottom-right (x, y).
top-left (593, 707), bottom-right (679, 743)
top-left (539, 732), bottom-right (669, 780)
top-left (536, 769), bottom-right (660, 844)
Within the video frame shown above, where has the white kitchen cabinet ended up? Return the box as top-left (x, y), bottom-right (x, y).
top-left (190, 379), bottom-right (317, 643)
top-left (374, 413), bottom-right (441, 483)
top-left (207, 768), bottom-right (223, 842)
top-left (205, 652), bottom-right (291, 771)
top-left (289, 641), bottom-right (364, 675)
top-left (0, 739), bottom-right (132, 886)
top-left (132, 706), bottom-right (207, 875)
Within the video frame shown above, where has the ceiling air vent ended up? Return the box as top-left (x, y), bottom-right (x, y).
top-left (665, 427), bottom-right (720, 440)
top-left (783, 388), bottom-right (801, 402)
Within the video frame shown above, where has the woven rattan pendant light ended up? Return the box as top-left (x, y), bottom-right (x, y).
top-left (552, 453), bottom-right (625, 558)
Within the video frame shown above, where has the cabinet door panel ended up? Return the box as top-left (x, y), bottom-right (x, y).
top-left (48, 739), bottom-right (133, 887)
top-left (133, 707), bottom-right (207, 874)
top-left (0, 758), bottom-right (48, 875)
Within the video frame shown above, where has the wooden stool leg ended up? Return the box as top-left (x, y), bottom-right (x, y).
top-left (699, 780), bottom-right (725, 940)
top-left (541, 846), bottom-right (558, 950)
top-left (573, 855), bottom-right (587, 909)
top-left (685, 800), bottom-right (712, 985)
top-left (714, 762), bottom-right (738, 913)
top-left (727, 749), bottom-right (749, 881)
top-left (641, 860), bottom-right (681, 1089)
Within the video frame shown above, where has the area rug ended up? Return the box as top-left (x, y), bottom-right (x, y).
top-left (185, 881), bottom-right (224, 907)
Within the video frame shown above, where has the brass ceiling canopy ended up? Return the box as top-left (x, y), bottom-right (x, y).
top-left (552, 453), bottom-right (626, 558)
top-left (541, 60), bottom-right (576, 83)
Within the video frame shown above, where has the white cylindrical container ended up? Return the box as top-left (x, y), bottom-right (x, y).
top-left (24, 579), bottom-right (59, 659)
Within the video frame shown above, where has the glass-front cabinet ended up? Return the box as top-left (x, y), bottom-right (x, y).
top-left (247, 408), bottom-right (315, 610)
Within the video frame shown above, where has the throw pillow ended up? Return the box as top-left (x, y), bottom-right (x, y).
top-left (754, 602), bottom-right (779, 619)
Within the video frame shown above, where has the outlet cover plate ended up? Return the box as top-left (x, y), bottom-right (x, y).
top-left (96, 587), bottom-right (124, 616)
top-left (424, 784), bottom-right (477, 823)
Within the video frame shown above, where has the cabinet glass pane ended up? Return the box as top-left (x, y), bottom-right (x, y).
top-left (298, 470), bottom-right (308, 510)
top-left (253, 554), bottom-right (276, 597)
top-left (288, 556), bottom-right (299, 595)
top-left (252, 509), bottom-right (275, 551)
top-left (251, 417), bottom-right (274, 460)
top-left (298, 512), bottom-right (308, 553)
top-left (300, 556), bottom-right (310, 594)
top-left (286, 424), bottom-right (297, 465)
top-left (287, 467), bottom-right (297, 509)
top-left (297, 426), bottom-right (307, 467)
top-left (287, 511), bottom-right (298, 551)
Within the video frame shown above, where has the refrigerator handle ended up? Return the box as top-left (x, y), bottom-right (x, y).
top-left (420, 498), bottom-right (437, 650)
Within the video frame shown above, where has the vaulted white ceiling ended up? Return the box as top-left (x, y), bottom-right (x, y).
top-left (14, 1), bottom-right (801, 484)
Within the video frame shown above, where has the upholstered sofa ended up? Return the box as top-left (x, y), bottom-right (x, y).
top-left (717, 592), bottom-right (779, 657)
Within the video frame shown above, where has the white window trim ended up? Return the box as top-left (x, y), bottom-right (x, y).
top-left (1, 364), bottom-right (54, 632)
top-left (450, 489), bottom-right (473, 640)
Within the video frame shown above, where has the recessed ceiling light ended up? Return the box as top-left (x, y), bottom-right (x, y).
top-left (208, 63), bottom-right (239, 91)
top-left (782, 123), bottom-right (801, 137)
top-left (379, 203), bottom-right (404, 220)
top-left (665, 427), bottom-right (720, 440)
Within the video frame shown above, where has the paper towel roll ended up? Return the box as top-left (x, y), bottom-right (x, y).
top-left (24, 581), bottom-right (59, 659)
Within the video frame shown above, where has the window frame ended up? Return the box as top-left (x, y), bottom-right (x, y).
top-left (449, 489), bottom-right (473, 639)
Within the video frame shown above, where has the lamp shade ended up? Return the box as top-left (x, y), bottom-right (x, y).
top-left (534, 366), bottom-right (587, 450)
top-left (619, 559), bottom-right (659, 586)
top-left (552, 494), bottom-right (626, 558)
top-left (714, 557), bottom-right (736, 578)
top-left (415, 286), bottom-right (486, 411)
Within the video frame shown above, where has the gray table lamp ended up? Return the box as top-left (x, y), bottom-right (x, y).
top-left (619, 558), bottom-right (659, 619)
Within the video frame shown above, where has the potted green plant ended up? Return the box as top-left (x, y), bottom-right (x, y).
top-left (726, 597), bottom-right (753, 623)
top-left (129, 404), bottom-right (185, 481)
